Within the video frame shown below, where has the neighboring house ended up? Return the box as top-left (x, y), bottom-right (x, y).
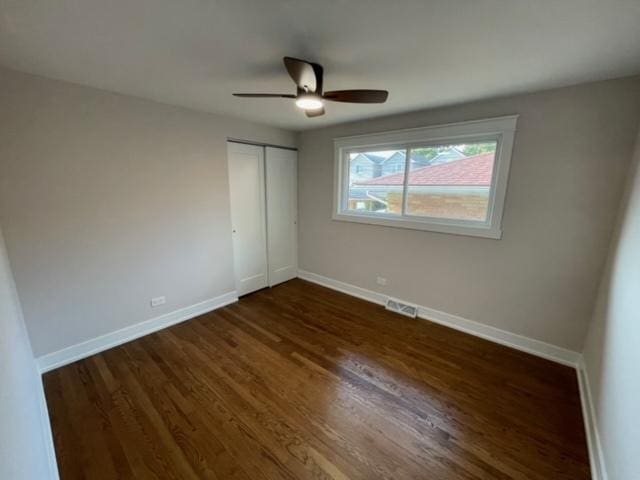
top-left (349, 152), bottom-right (495, 220)
top-left (428, 147), bottom-right (467, 165)
top-left (380, 151), bottom-right (406, 176)
top-left (349, 150), bottom-right (434, 182)
top-left (349, 152), bottom-right (387, 181)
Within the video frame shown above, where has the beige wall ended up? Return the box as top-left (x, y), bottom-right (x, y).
top-left (0, 67), bottom-right (296, 357)
top-left (582, 128), bottom-right (640, 480)
top-left (0, 225), bottom-right (57, 479)
top-left (298, 76), bottom-right (640, 351)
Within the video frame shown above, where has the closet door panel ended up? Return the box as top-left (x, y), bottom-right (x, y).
top-left (227, 142), bottom-right (268, 295)
top-left (265, 147), bottom-right (298, 286)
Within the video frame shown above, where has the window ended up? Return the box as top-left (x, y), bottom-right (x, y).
top-left (333, 116), bottom-right (517, 239)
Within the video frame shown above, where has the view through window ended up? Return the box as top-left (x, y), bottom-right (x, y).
top-left (348, 141), bottom-right (497, 221)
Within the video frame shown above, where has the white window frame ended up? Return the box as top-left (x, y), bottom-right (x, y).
top-left (332, 115), bottom-right (518, 239)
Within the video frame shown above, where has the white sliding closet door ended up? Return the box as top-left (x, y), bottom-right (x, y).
top-left (265, 147), bottom-right (298, 286)
top-left (227, 142), bottom-right (268, 296)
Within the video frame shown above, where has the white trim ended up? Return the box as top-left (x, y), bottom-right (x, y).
top-left (332, 211), bottom-right (503, 239)
top-left (37, 376), bottom-right (60, 479)
top-left (333, 115), bottom-right (518, 240)
top-left (577, 357), bottom-right (609, 480)
top-left (297, 270), bottom-right (580, 367)
top-left (333, 115), bottom-right (520, 146)
top-left (299, 270), bottom-right (388, 306)
top-left (36, 291), bottom-right (238, 373)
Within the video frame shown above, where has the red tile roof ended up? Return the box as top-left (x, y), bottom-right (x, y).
top-left (354, 152), bottom-right (495, 187)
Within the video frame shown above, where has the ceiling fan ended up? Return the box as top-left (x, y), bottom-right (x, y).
top-left (233, 57), bottom-right (389, 118)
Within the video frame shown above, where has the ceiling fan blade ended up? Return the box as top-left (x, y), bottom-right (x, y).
top-left (305, 107), bottom-right (325, 118)
top-left (310, 62), bottom-right (324, 94)
top-left (233, 93), bottom-right (295, 98)
top-left (283, 57), bottom-right (318, 92)
top-left (323, 89), bottom-right (388, 103)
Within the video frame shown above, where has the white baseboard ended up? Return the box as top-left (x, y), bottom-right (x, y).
top-left (297, 270), bottom-right (580, 367)
top-left (577, 358), bottom-right (608, 480)
top-left (36, 291), bottom-right (238, 373)
top-left (299, 270), bottom-right (388, 306)
top-left (37, 375), bottom-right (60, 479)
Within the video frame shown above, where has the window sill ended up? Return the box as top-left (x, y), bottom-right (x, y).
top-left (332, 212), bottom-right (503, 239)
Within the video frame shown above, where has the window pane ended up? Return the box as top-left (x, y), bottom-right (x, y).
top-left (347, 149), bottom-right (406, 215)
top-left (404, 141), bottom-right (497, 221)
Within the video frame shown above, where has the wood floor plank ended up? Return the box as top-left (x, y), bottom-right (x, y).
top-left (44, 279), bottom-right (591, 479)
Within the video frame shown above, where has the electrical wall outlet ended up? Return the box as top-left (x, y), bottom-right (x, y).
top-left (150, 296), bottom-right (166, 307)
top-left (376, 276), bottom-right (388, 286)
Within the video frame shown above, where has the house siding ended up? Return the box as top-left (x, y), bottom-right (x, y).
top-left (387, 192), bottom-right (489, 220)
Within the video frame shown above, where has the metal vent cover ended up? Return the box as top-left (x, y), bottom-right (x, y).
top-left (385, 298), bottom-right (418, 318)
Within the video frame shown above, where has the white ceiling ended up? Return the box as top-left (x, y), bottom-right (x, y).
top-left (1, 0), bottom-right (639, 131)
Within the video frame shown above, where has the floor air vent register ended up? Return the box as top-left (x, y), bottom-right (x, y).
top-left (385, 298), bottom-right (418, 318)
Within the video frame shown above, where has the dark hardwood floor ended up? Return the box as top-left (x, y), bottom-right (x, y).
top-left (44, 279), bottom-right (590, 479)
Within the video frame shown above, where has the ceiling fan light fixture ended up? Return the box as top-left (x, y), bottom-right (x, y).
top-left (295, 93), bottom-right (324, 110)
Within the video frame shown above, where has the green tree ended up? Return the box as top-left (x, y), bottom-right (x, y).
top-left (460, 142), bottom-right (496, 156)
top-left (412, 146), bottom-right (450, 160)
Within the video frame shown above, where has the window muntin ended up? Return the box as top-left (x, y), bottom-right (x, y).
top-left (333, 116), bottom-right (517, 239)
